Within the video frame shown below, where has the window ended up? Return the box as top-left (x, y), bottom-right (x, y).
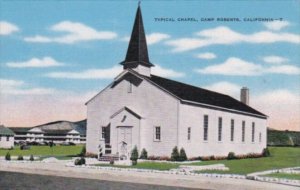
top-left (252, 122), bottom-right (255, 142)
top-left (187, 127), bottom-right (191, 141)
top-left (218, 117), bottom-right (222, 141)
top-left (6, 136), bottom-right (9, 141)
top-left (128, 81), bottom-right (132, 93)
top-left (259, 132), bottom-right (262, 143)
top-left (101, 127), bottom-right (105, 139)
top-left (154, 126), bottom-right (161, 141)
top-left (230, 119), bottom-right (234, 142)
top-left (242, 121), bottom-right (245, 142)
top-left (203, 115), bottom-right (208, 141)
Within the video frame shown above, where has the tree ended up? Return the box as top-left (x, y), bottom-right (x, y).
top-left (140, 148), bottom-right (148, 159)
top-left (179, 148), bottom-right (187, 161)
top-left (171, 146), bottom-right (180, 161)
top-left (5, 152), bottom-right (11, 161)
top-left (130, 146), bottom-right (139, 165)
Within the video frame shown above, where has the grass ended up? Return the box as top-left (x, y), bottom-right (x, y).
top-left (190, 147), bottom-right (300, 175)
top-left (264, 173), bottom-right (300, 180)
top-left (95, 162), bottom-right (180, 171)
top-left (0, 145), bottom-right (84, 157)
top-left (95, 147), bottom-right (299, 174)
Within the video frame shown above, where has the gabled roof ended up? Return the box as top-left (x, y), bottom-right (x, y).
top-left (120, 4), bottom-right (153, 68)
top-left (110, 106), bottom-right (142, 119)
top-left (0, 125), bottom-right (15, 136)
top-left (146, 74), bottom-right (266, 118)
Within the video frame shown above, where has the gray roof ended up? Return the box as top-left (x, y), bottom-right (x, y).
top-left (0, 125), bottom-right (15, 136)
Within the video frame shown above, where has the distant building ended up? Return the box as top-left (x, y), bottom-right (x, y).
top-left (10, 120), bottom-right (86, 144)
top-left (0, 125), bottom-right (15, 149)
top-left (86, 5), bottom-right (267, 158)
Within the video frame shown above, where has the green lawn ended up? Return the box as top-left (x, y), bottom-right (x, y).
top-left (95, 162), bottom-right (180, 171)
top-left (264, 173), bottom-right (300, 180)
top-left (95, 147), bottom-right (299, 174)
top-left (191, 147), bottom-right (300, 175)
top-left (0, 145), bottom-right (84, 157)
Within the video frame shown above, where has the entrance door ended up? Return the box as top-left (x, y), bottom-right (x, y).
top-left (117, 126), bottom-right (132, 158)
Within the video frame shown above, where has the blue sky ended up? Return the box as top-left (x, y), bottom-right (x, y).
top-left (0, 0), bottom-right (299, 130)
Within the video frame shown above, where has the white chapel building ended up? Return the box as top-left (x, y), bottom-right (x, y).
top-left (86, 5), bottom-right (267, 158)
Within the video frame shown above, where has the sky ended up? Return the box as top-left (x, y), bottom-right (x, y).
top-left (0, 0), bottom-right (299, 131)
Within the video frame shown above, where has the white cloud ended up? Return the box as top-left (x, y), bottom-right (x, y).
top-left (267, 65), bottom-right (300, 74)
top-left (46, 66), bottom-right (122, 79)
top-left (165, 26), bottom-right (300, 52)
top-left (0, 21), bottom-right (19, 35)
top-left (6, 57), bottom-right (64, 68)
top-left (195, 57), bottom-right (300, 76)
top-left (195, 52), bottom-right (216, 60)
top-left (0, 79), bottom-right (55, 95)
top-left (264, 21), bottom-right (290, 31)
top-left (204, 81), bottom-right (241, 99)
top-left (195, 57), bottom-right (263, 76)
top-left (24, 21), bottom-right (117, 44)
top-left (152, 65), bottom-right (185, 78)
top-left (262, 55), bottom-right (289, 64)
top-left (146, 33), bottom-right (170, 45)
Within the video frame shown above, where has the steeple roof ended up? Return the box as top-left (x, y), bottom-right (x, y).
top-left (121, 4), bottom-right (154, 68)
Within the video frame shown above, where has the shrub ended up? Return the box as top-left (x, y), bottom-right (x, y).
top-left (79, 146), bottom-right (86, 157)
top-left (29, 154), bottom-right (34, 161)
top-left (179, 148), bottom-right (187, 161)
top-left (171, 146), bottom-right (180, 161)
top-left (130, 146), bottom-right (139, 165)
top-left (74, 157), bottom-right (86, 165)
top-left (5, 152), bottom-right (11, 161)
top-left (209, 155), bottom-right (215, 160)
top-left (110, 159), bottom-right (114, 165)
top-left (147, 155), bottom-right (159, 160)
top-left (262, 148), bottom-right (271, 157)
top-left (17, 155), bottom-right (24, 160)
top-left (139, 148), bottom-right (148, 159)
top-left (227, 152), bottom-right (236, 160)
top-left (85, 152), bottom-right (98, 158)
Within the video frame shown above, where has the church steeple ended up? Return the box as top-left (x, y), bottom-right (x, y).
top-left (120, 3), bottom-right (154, 76)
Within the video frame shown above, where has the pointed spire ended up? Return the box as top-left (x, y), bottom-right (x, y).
top-left (121, 3), bottom-right (153, 69)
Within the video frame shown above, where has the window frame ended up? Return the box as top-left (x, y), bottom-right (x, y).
top-left (242, 121), bottom-right (245, 142)
top-left (252, 122), bottom-right (255, 142)
top-left (218, 117), bottom-right (222, 142)
top-left (154, 126), bottom-right (161, 141)
top-left (230, 119), bottom-right (234, 142)
top-left (203, 115), bottom-right (209, 141)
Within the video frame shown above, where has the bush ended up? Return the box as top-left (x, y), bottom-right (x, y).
top-left (85, 152), bottom-right (98, 158)
top-left (17, 155), bottom-right (24, 160)
top-left (179, 148), bottom-right (187, 161)
top-left (227, 152), bottom-right (236, 160)
top-left (74, 157), bottom-right (86, 165)
top-left (5, 152), bottom-right (11, 161)
top-left (130, 146), bottom-right (139, 163)
top-left (29, 154), bottom-right (34, 161)
top-left (80, 146), bottom-right (86, 157)
top-left (110, 159), bottom-right (114, 165)
top-left (171, 146), bottom-right (180, 161)
top-left (139, 148), bottom-right (148, 159)
top-left (262, 148), bottom-right (271, 157)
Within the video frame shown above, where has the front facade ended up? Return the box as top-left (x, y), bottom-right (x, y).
top-left (0, 125), bottom-right (15, 149)
top-left (86, 5), bottom-right (267, 158)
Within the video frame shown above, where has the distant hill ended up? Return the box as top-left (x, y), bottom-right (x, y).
top-left (267, 128), bottom-right (300, 146)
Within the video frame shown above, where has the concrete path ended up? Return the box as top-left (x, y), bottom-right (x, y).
top-left (0, 161), bottom-right (298, 190)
